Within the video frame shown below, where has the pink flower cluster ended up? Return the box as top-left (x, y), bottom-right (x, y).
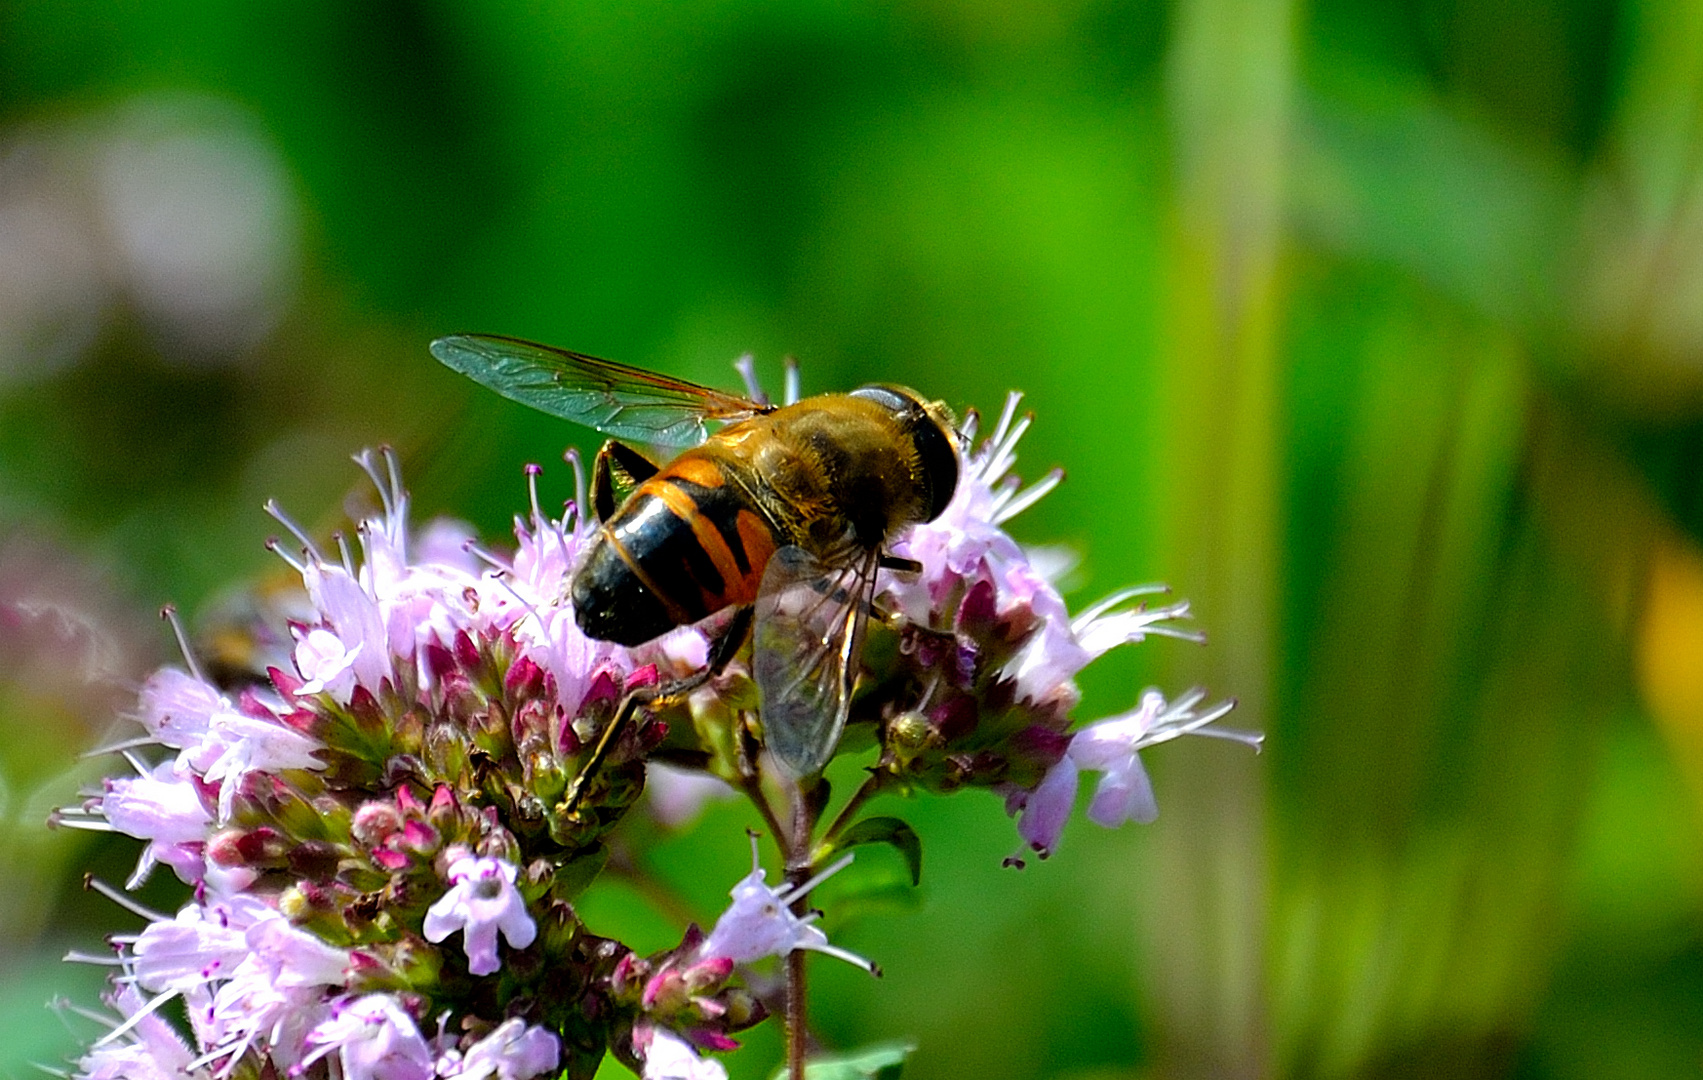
top-left (58, 385), bottom-right (1257, 1079)
top-left (59, 452), bottom-right (749, 1080)
top-left (872, 394), bottom-right (1258, 862)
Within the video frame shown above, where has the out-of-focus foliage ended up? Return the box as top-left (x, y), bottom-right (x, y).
top-left (1, 1), bottom-right (1699, 1078)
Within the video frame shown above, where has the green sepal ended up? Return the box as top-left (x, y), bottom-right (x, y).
top-left (817, 816), bottom-right (921, 887)
top-left (767, 1041), bottom-right (915, 1080)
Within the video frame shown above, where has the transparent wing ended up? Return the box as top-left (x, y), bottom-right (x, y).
top-left (431, 333), bottom-right (764, 446)
top-left (753, 545), bottom-right (881, 778)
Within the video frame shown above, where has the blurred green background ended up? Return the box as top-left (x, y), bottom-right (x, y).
top-left (3, 1), bottom-right (1703, 1077)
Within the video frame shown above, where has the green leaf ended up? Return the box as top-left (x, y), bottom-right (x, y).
top-left (768, 1041), bottom-right (916, 1080)
top-left (819, 817), bottom-right (921, 886)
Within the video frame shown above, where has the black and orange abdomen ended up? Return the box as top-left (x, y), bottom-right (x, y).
top-left (570, 451), bottom-right (782, 647)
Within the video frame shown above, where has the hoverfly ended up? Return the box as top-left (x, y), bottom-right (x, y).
top-left (431, 334), bottom-right (960, 777)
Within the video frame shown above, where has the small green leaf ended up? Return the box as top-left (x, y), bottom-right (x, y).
top-left (820, 817), bottom-right (922, 886)
top-left (768, 1041), bottom-right (916, 1080)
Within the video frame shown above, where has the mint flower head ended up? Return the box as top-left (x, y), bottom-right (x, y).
top-left (56, 449), bottom-right (764, 1079)
top-left (54, 370), bottom-right (1259, 1078)
top-left (859, 394), bottom-right (1259, 863)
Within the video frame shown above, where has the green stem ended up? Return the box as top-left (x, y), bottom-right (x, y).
top-left (739, 774), bottom-right (790, 856)
top-left (820, 772), bottom-right (887, 849)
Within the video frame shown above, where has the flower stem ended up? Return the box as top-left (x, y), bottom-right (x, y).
top-left (784, 778), bottom-right (819, 1079)
top-left (786, 944), bottom-right (809, 1080)
top-left (739, 774), bottom-right (789, 856)
top-left (821, 772), bottom-right (887, 847)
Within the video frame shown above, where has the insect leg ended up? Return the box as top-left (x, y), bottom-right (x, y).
top-left (877, 554), bottom-right (922, 574)
top-left (561, 605), bottom-right (755, 814)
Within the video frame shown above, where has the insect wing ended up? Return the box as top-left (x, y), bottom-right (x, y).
top-left (431, 333), bottom-right (763, 446)
top-left (753, 545), bottom-right (880, 778)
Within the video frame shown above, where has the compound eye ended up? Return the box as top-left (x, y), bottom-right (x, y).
top-left (849, 384), bottom-right (914, 415)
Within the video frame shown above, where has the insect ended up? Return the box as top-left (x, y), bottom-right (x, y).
top-left (431, 334), bottom-right (960, 777)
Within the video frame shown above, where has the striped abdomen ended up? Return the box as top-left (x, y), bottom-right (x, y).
top-left (570, 453), bottom-right (781, 647)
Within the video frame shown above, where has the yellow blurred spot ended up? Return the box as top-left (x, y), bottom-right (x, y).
top-left (1636, 534), bottom-right (1703, 811)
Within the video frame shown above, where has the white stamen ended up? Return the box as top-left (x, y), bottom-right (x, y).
top-left (982, 410), bottom-right (1032, 486)
top-left (1072, 584), bottom-right (1171, 624)
top-left (1073, 595), bottom-right (1205, 646)
top-left (160, 604), bottom-right (207, 684)
top-left (775, 850), bottom-right (856, 907)
top-left (85, 876), bottom-right (169, 923)
top-left (984, 474), bottom-right (1021, 516)
top-left (190, 1032), bottom-right (254, 1075)
top-left (525, 462), bottom-right (544, 525)
top-left (1195, 723), bottom-right (1266, 750)
top-left (383, 446), bottom-right (406, 514)
top-left (1140, 622), bottom-right (1208, 644)
top-left (90, 987), bottom-right (178, 1048)
top-left (733, 353), bottom-right (768, 405)
top-left (995, 467), bottom-right (1063, 524)
top-left (264, 537), bottom-right (305, 575)
top-left (335, 531), bottom-right (356, 576)
top-left (465, 541), bottom-right (512, 573)
top-left (79, 732), bottom-right (149, 756)
top-left (1126, 692), bottom-right (1243, 753)
top-left (263, 500), bottom-right (323, 564)
top-left (987, 392), bottom-right (1022, 454)
top-left (62, 950), bottom-right (125, 967)
top-left (385, 447), bottom-right (410, 558)
top-left (354, 448), bottom-right (390, 519)
top-left (50, 994), bottom-right (119, 1030)
top-left (47, 812), bottom-right (114, 833)
top-left (564, 446), bottom-right (588, 523)
top-left (958, 407), bottom-right (981, 449)
top-left (491, 575), bottom-right (548, 635)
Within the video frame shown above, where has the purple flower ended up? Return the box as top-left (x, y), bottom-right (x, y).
top-left (300, 560), bottom-right (395, 691)
top-left (698, 838), bottom-right (872, 972)
top-left (131, 665), bottom-right (323, 824)
top-left (137, 666), bottom-right (226, 747)
top-left (292, 625), bottom-right (362, 700)
top-left (299, 994), bottom-right (434, 1080)
top-left (72, 985), bottom-right (198, 1080)
top-left (436, 1018), bottom-right (561, 1080)
top-left (195, 909), bottom-right (350, 1068)
top-left (181, 708), bottom-right (322, 824)
top-left (79, 888), bottom-right (347, 1073)
top-left (129, 896), bottom-right (261, 993)
top-left (1003, 754), bottom-right (1080, 860)
top-left (99, 761), bottom-right (211, 886)
top-left (1006, 689), bottom-right (1257, 861)
top-left (423, 855), bottom-right (537, 976)
top-left (636, 1025), bottom-right (730, 1080)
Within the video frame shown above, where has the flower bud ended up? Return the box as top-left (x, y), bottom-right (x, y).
top-left (289, 839), bottom-right (342, 883)
top-left (351, 800), bottom-right (404, 846)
